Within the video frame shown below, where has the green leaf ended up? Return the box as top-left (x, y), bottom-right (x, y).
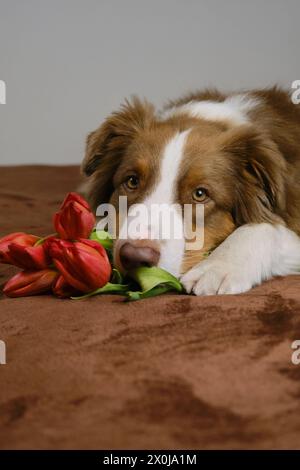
top-left (125, 266), bottom-right (183, 301)
top-left (71, 282), bottom-right (129, 300)
top-left (126, 284), bottom-right (174, 301)
top-left (71, 265), bottom-right (183, 302)
top-left (110, 268), bottom-right (123, 284)
top-left (129, 266), bottom-right (183, 292)
top-left (89, 229), bottom-right (113, 251)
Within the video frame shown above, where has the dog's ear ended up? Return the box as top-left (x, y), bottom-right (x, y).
top-left (220, 126), bottom-right (286, 225)
top-left (81, 97), bottom-right (155, 207)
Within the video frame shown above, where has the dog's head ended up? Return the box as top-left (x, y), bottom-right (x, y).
top-left (82, 98), bottom-right (285, 276)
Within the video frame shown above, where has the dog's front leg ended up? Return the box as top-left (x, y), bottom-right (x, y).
top-left (180, 223), bottom-right (300, 295)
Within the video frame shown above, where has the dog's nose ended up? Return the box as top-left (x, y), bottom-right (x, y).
top-left (119, 241), bottom-right (160, 271)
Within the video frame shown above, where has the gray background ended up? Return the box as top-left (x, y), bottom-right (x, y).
top-left (0, 0), bottom-right (299, 165)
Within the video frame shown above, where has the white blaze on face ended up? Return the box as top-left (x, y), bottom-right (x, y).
top-left (122, 130), bottom-right (190, 277)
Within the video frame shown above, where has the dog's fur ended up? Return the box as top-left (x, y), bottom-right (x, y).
top-left (81, 87), bottom-right (300, 295)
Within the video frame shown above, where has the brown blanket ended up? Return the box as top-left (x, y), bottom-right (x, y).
top-left (0, 165), bottom-right (300, 449)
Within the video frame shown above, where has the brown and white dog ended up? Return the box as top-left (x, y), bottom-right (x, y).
top-left (81, 87), bottom-right (300, 295)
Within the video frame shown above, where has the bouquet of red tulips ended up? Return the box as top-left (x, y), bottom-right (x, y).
top-left (0, 193), bottom-right (182, 300)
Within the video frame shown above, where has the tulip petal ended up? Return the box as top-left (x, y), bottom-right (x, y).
top-left (59, 192), bottom-right (91, 211)
top-left (48, 238), bottom-right (111, 293)
top-left (0, 233), bottom-right (40, 265)
top-left (52, 259), bottom-right (90, 292)
top-left (52, 275), bottom-right (78, 298)
top-left (8, 243), bottom-right (50, 270)
top-left (53, 193), bottom-right (95, 240)
top-left (3, 269), bottom-right (58, 297)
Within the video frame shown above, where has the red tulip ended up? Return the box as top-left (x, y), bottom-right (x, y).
top-left (3, 269), bottom-right (58, 298)
top-left (7, 242), bottom-right (50, 270)
top-left (53, 192), bottom-right (95, 240)
top-left (48, 238), bottom-right (111, 293)
top-left (52, 275), bottom-right (79, 298)
top-left (0, 232), bottom-right (39, 264)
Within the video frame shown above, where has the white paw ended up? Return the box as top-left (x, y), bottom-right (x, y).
top-left (180, 258), bottom-right (253, 296)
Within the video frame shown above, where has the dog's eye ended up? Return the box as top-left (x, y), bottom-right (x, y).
top-left (192, 187), bottom-right (209, 202)
top-left (124, 175), bottom-right (139, 190)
